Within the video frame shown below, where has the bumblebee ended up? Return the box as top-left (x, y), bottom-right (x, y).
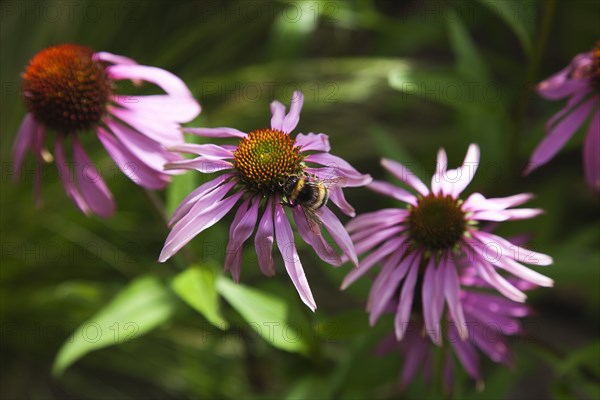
top-left (282, 174), bottom-right (329, 211)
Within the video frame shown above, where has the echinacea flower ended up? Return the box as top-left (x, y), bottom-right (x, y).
top-left (526, 41), bottom-right (600, 192)
top-left (158, 91), bottom-right (371, 310)
top-left (12, 44), bottom-right (200, 216)
top-left (377, 284), bottom-right (531, 392)
top-left (342, 144), bottom-right (553, 341)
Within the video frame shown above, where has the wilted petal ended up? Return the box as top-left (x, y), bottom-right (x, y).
top-left (584, 110), bottom-right (600, 192)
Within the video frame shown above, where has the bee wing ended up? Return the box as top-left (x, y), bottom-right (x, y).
top-left (303, 207), bottom-right (323, 235)
top-left (321, 176), bottom-right (346, 189)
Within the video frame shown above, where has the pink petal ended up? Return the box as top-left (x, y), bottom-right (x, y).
top-left (305, 153), bottom-right (372, 187)
top-left (346, 208), bottom-right (407, 233)
top-left (341, 236), bottom-right (407, 289)
top-left (96, 127), bottom-right (169, 190)
top-left (443, 258), bottom-right (468, 340)
top-left (274, 203), bottom-right (317, 311)
top-left (295, 133), bottom-right (331, 152)
top-left (168, 143), bottom-right (234, 159)
top-left (469, 245), bottom-right (527, 302)
top-left (422, 258), bottom-right (443, 345)
top-left (474, 231), bottom-right (553, 266)
top-left (463, 192), bottom-right (534, 212)
top-left (394, 254), bottom-right (420, 340)
top-left (113, 94), bottom-right (200, 123)
top-left (351, 225), bottom-right (405, 255)
top-left (537, 74), bottom-right (590, 100)
top-left (255, 198), bottom-right (276, 276)
top-left (12, 113), bottom-right (38, 178)
top-left (368, 251), bottom-right (411, 325)
top-left (93, 51), bottom-right (137, 66)
top-left (282, 91), bottom-right (303, 133)
top-left (270, 100), bottom-right (286, 131)
top-left (449, 328), bottom-right (481, 381)
top-left (106, 64), bottom-right (194, 99)
top-left (431, 147), bottom-right (448, 195)
top-left (165, 158), bottom-right (233, 173)
top-left (292, 207), bottom-right (342, 266)
top-left (368, 180), bottom-right (418, 206)
top-left (72, 135), bottom-right (114, 217)
top-left (54, 134), bottom-right (90, 215)
top-left (225, 197), bottom-right (259, 282)
top-left (30, 123), bottom-right (45, 206)
top-left (159, 191), bottom-right (243, 262)
top-left (496, 257), bottom-right (554, 287)
top-left (327, 186), bottom-right (355, 217)
top-left (183, 127), bottom-right (246, 138)
top-left (381, 158), bottom-right (429, 196)
top-left (104, 118), bottom-right (181, 173)
top-left (525, 97), bottom-right (597, 174)
top-left (318, 206), bottom-right (358, 267)
top-left (109, 106), bottom-right (183, 146)
top-left (584, 110), bottom-right (600, 192)
top-left (169, 174), bottom-right (235, 226)
top-left (449, 144), bottom-right (480, 197)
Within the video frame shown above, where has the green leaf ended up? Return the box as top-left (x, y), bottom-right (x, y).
top-left (171, 265), bottom-right (228, 329)
top-left (446, 18), bottom-right (490, 82)
top-left (216, 278), bottom-right (310, 355)
top-left (53, 276), bottom-right (176, 376)
top-left (478, 0), bottom-right (533, 56)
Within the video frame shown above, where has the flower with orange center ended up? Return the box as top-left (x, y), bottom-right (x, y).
top-left (13, 44), bottom-right (200, 216)
top-left (343, 145), bottom-right (553, 342)
top-left (159, 91), bottom-right (371, 310)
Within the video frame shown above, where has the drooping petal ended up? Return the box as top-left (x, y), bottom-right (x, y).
top-left (295, 133), bottom-right (330, 152)
top-left (225, 197), bottom-right (260, 282)
top-left (305, 153), bottom-right (372, 187)
top-left (12, 113), bottom-right (38, 178)
top-left (112, 94), bottom-right (200, 123)
top-left (104, 118), bottom-right (181, 173)
top-left (422, 258), bottom-right (443, 345)
top-left (282, 91), bottom-right (303, 133)
top-left (292, 207), bottom-right (342, 266)
top-left (443, 257), bottom-right (468, 340)
top-left (469, 246), bottom-right (527, 302)
top-left (381, 158), bottom-right (429, 196)
top-left (169, 174), bottom-right (235, 226)
top-left (368, 251), bottom-right (411, 325)
top-left (274, 203), bottom-right (316, 311)
top-left (346, 208), bottom-right (407, 233)
top-left (525, 97), bottom-right (597, 174)
top-left (109, 106), bottom-right (184, 145)
top-left (54, 134), bottom-right (90, 215)
top-left (449, 327), bottom-right (481, 382)
top-left (473, 231), bottom-right (553, 266)
top-left (341, 236), bottom-right (407, 289)
top-left (160, 191), bottom-right (243, 262)
top-left (394, 253), bottom-right (421, 340)
top-left (255, 198), bottom-right (276, 276)
top-left (183, 127), bottom-right (247, 138)
top-left (496, 257), bottom-right (554, 287)
top-left (327, 186), bottom-right (356, 217)
top-left (167, 143), bottom-right (235, 159)
top-left (270, 100), bottom-right (286, 131)
top-left (106, 64), bottom-right (195, 100)
top-left (318, 206), bottom-right (358, 267)
top-left (165, 158), bottom-right (233, 173)
top-left (72, 135), bottom-right (114, 217)
top-left (96, 127), bottom-right (170, 189)
top-left (93, 51), bottom-right (137, 66)
top-left (537, 73), bottom-right (590, 100)
top-left (584, 110), bottom-right (600, 192)
top-left (368, 180), bottom-right (418, 206)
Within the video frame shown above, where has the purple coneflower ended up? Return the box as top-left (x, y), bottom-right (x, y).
top-left (377, 282), bottom-right (531, 391)
top-left (12, 44), bottom-right (200, 217)
top-left (158, 91), bottom-right (371, 311)
top-left (342, 144), bottom-right (553, 340)
top-left (526, 41), bottom-right (600, 192)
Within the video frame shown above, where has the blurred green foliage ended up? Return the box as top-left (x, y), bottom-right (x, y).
top-left (1, 0), bottom-right (599, 399)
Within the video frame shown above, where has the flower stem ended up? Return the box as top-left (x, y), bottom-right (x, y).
top-left (510, 0), bottom-right (557, 179)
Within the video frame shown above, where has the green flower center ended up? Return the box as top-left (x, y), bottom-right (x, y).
top-left (408, 194), bottom-right (467, 251)
top-left (233, 128), bottom-right (304, 193)
top-left (22, 44), bottom-right (112, 133)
